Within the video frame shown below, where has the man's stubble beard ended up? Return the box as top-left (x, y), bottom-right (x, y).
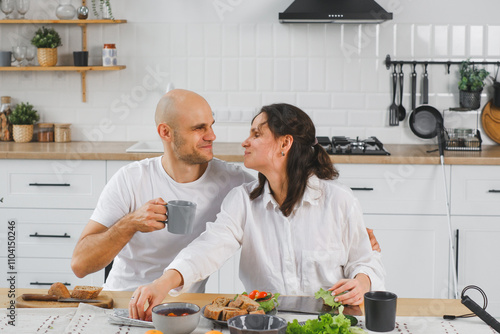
top-left (173, 131), bottom-right (212, 165)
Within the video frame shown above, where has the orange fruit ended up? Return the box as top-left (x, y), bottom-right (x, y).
top-left (206, 331), bottom-right (224, 334)
top-left (144, 330), bottom-right (163, 334)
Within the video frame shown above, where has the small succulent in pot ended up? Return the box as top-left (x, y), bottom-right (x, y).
top-left (31, 26), bottom-right (63, 49)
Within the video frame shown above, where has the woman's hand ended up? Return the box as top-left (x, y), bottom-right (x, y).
top-left (128, 269), bottom-right (183, 321)
top-left (328, 273), bottom-right (371, 305)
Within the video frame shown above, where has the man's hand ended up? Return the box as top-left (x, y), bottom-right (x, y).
top-left (366, 228), bottom-right (381, 252)
top-left (129, 269), bottom-right (183, 321)
top-left (125, 198), bottom-right (168, 233)
top-left (328, 273), bottom-right (371, 306)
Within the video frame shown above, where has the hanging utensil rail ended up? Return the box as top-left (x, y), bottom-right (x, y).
top-left (385, 55), bottom-right (500, 73)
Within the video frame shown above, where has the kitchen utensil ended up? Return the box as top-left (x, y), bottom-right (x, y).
top-left (228, 314), bottom-right (288, 334)
top-left (411, 63), bottom-right (417, 110)
top-left (389, 64), bottom-right (399, 126)
top-left (364, 291), bottom-right (397, 332)
top-left (108, 308), bottom-right (155, 328)
top-left (16, 293), bottom-right (114, 308)
top-left (481, 100), bottom-right (500, 144)
top-left (422, 63), bottom-right (429, 104)
top-left (277, 296), bottom-right (362, 316)
top-left (398, 64), bottom-right (406, 121)
top-left (152, 302), bottom-right (201, 334)
top-left (22, 294), bottom-right (103, 303)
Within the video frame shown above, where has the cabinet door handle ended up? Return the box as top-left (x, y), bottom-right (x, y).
top-left (30, 282), bottom-right (71, 286)
top-left (351, 187), bottom-right (374, 191)
top-left (29, 232), bottom-right (71, 238)
top-left (455, 229), bottom-right (460, 280)
top-left (488, 189), bottom-right (500, 193)
top-left (29, 183), bottom-right (70, 187)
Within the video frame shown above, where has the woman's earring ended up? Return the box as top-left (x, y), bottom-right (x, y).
top-left (281, 151), bottom-right (285, 156)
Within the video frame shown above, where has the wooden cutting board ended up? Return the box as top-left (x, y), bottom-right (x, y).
top-left (15, 292), bottom-right (114, 309)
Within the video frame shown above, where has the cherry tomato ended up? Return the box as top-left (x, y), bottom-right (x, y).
top-left (256, 291), bottom-right (268, 300)
top-left (168, 313), bottom-right (177, 316)
top-left (181, 313), bottom-right (189, 316)
top-left (248, 290), bottom-right (259, 300)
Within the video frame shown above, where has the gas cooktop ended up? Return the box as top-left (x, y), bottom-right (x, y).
top-left (317, 136), bottom-right (391, 155)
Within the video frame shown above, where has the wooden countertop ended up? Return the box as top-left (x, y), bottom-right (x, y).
top-left (0, 289), bottom-right (470, 317)
top-left (1, 141), bottom-right (500, 165)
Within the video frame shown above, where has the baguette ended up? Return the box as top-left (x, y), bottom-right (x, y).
top-left (70, 286), bottom-right (103, 300)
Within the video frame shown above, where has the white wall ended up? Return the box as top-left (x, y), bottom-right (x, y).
top-left (0, 0), bottom-right (499, 145)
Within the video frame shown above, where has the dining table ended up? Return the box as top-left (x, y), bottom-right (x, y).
top-left (0, 288), bottom-right (496, 333)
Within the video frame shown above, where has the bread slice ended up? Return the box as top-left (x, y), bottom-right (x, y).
top-left (70, 286), bottom-right (103, 300)
top-left (212, 296), bottom-right (231, 307)
top-left (250, 309), bottom-right (266, 315)
top-left (237, 294), bottom-right (260, 311)
top-left (222, 307), bottom-right (248, 321)
top-left (48, 282), bottom-right (70, 299)
top-left (204, 304), bottom-right (225, 320)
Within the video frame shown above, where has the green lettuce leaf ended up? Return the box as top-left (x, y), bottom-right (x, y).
top-left (315, 288), bottom-right (345, 308)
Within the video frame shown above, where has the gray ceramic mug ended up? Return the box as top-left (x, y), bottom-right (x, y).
top-left (165, 200), bottom-right (197, 234)
top-left (0, 51), bottom-right (13, 67)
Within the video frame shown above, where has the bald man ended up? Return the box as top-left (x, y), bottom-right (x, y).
top-left (71, 89), bottom-right (254, 291)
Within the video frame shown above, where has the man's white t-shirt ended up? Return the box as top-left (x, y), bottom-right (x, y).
top-left (90, 157), bottom-right (253, 291)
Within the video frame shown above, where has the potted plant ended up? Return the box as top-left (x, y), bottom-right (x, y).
top-left (31, 26), bottom-right (62, 67)
top-left (8, 102), bottom-right (40, 143)
top-left (458, 59), bottom-right (490, 109)
top-left (91, 0), bottom-right (114, 20)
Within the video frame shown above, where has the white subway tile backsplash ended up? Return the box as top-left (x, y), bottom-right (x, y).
top-left (187, 24), bottom-right (204, 57)
top-left (240, 24), bottom-right (256, 57)
top-left (273, 59), bottom-right (292, 91)
top-left (469, 26), bottom-right (484, 57)
top-left (414, 25), bottom-right (432, 58)
top-left (205, 58), bottom-right (222, 91)
top-left (308, 59), bottom-right (326, 92)
top-left (187, 58), bottom-right (204, 91)
top-left (291, 58), bottom-right (308, 91)
top-left (256, 24), bottom-right (274, 57)
top-left (256, 58), bottom-right (274, 91)
top-left (240, 59), bottom-right (256, 91)
top-left (433, 25), bottom-right (449, 57)
top-left (307, 25), bottom-right (326, 57)
top-left (273, 24), bottom-right (291, 57)
top-left (205, 24), bottom-right (222, 57)
top-left (394, 24), bottom-right (413, 58)
top-left (342, 59), bottom-right (363, 92)
top-left (222, 24), bottom-right (240, 57)
top-left (313, 110), bottom-right (348, 126)
top-left (341, 25), bottom-right (362, 60)
top-left (297, 93), bottom-right (331, 109)
top-left (290, 24), bottom-right (308, 57)
top-left (487, 26), bottom-right (500, 56)
top-left (348, 110), bottom-right (385, 127)
top-left (451, 25), bottom-right (466, 56)
top-left (325, 25), bottom-right (343, 57)
top-left (261, 93), bottom-right (296, 106)
top-left (222, 58), bottom-right (240, 91)
top-left (170, 57), bottom-right (188, 88)
top-left (325, 59), bottom-right (344, 92)
top-left (170, 24), bottom-right (187, 57)
top-left (334, 93), bottom-right (366, 109)
top-left (228, 93), bottom-right (261, 108)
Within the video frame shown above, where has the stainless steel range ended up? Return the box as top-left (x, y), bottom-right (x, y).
top-left (317, 136), bottom-right (391, 155)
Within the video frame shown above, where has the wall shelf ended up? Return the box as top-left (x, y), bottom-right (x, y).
top-left (0, 12), bottom-right (127, 102)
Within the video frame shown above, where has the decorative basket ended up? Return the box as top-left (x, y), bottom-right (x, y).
top-left (12, 124), bottom-right (34, 143)
top-left (37, 48), bottom-right (58, 67)
top-left (459, 90), bottom-right (481, 110)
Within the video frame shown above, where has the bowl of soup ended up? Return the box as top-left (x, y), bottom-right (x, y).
top-left (152, 302), bottom-right (201, 334)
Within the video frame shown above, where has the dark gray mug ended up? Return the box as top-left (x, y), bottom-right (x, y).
top-left (0, 51), bottom-right (13, 67)
top-left (165, 200), bottom-right (197, 234)
top-left (73, 51), bottom-right (88, 66)
top-left (364, 291), bottom-right (397, 332)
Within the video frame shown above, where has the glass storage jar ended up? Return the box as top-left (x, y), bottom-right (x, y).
top-left (37, 123), bottom-right (54, 142)
top-left (54, 123), bottom-right (71, 142)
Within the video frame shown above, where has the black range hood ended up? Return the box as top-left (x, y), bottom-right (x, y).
top-left (279, 0), bottom-right (393, 24)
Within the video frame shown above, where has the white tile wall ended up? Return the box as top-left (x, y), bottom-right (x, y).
top-left (0, 1), bottom-right (499, 146)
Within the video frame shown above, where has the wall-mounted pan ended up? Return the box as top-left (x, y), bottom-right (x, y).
top-left (409, 105), bottom-right (443, 139)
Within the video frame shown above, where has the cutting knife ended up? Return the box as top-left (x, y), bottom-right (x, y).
top-left (22, 294), bottom-right (103, 303)
top-left (277, 296), bottom-right (362, 316)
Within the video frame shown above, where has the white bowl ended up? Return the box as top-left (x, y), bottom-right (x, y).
top-left (152, 302), bottom-right (201, 334)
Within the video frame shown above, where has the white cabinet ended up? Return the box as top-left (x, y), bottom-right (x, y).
top-left (451, 165), bottom-right (500, 315)
top-left (365, 215), bottom-right (450, 299)
top-left (0, 160), bottom-right (106, 288)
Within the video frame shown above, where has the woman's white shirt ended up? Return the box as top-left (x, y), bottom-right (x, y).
top-left (167, 175), bottom-right (385, 295)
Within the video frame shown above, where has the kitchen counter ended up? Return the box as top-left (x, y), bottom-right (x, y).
top-left (0, 289), bottom-right (470, 316)
top-left (1, 141), bottom-right (500, 164)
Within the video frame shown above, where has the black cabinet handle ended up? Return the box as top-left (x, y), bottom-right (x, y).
top-left (351, 187), bottom-right (374, 191)
top-left (30, 282), bottom-right (71, 286)
top-left (29, 183), bottom-right (70, 187)
top-left (455, 229), bottom-right (460, 280)
top-left (29, 232), bottom-right (71, 238)
top-left (488, 189), bottom-right (500, 193)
